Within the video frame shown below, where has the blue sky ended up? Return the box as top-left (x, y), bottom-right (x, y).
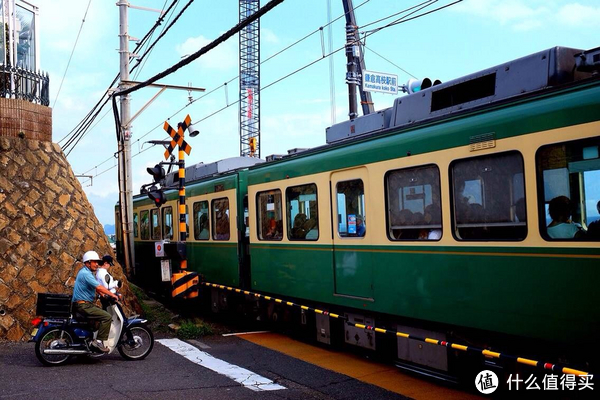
top-left (38, 0), bottom-right (600, 226)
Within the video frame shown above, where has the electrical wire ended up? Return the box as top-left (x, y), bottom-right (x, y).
top-left (132, 0), bottom-right (171, 81)
top-left (362, 44), bottom-right (417, 79)
top-left (70, 0), bottom-right (367, 163)
top-left (360, 0), bottom-right (435, 30)
top-left (52, 0), bottom-right (93, 110)
top-left (362, 0), bottom-right (462, 36)
top-left (76, 0), bottom-right (461, 182)
top-left (59, 0), bottom-right (182, 151)
top-left (115, 0), bottom-right (284, 98)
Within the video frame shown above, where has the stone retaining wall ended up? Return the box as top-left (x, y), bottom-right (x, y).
top-left (0, 136), bottom-right (139, 341)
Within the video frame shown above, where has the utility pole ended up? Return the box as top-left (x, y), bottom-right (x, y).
top-left (342, 0), bottom-right (373, 119)
top-left (117, 0), bottom-right (134, 277)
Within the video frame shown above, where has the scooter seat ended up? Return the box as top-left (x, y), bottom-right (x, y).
top-left (71, 310), bottom-right (98, 330)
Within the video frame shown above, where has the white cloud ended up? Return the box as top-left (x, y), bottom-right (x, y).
top-left (450, 0), bottom-right (598, 31)
top-left (175, 34), bottom-right (238, 71)
top-left (512, 19), bottom-right (543, 32)
top-left (39, 0), bottom-right (113, 55)
top-left (262, 28), bottom-right (279, 44)
top-left (556, 3), bottom-right (600, 28)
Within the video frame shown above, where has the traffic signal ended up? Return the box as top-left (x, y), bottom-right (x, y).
top-left (146, 164), bottom-right (165, 183)
top-left (406, 78), bottom-right (442, 94)
top-left (249, 137), bottom-right (257, 155)
top-left (148, 188), bottom-right (167, 208)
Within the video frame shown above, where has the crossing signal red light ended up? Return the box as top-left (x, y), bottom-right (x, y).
top-left (148, 189), bottom-right (167, 208)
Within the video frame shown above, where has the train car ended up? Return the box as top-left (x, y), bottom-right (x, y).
top-left (120, 45), bottom-right (600, 379)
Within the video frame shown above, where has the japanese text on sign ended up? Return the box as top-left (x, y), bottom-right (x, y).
top-left (362, 70), bottom-right (398, 95)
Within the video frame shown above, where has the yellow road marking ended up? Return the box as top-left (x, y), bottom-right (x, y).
top-left (240, 332), bottom-right (482, 400)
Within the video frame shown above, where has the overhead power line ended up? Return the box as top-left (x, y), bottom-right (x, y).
top-left (59, 0), bottom-right (182, 152)
top-left (52, 0), bottom-right (93, 110)
top-left (77, 0), bottom-right (460, 182)
top-left (115, 0), bottom-right (285, 98)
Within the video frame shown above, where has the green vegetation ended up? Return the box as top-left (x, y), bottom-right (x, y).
top-left (129, 284), bottom-right (174, 334)
top-left (177, 319), bottom-right (214, 340)
top-left (129, 284), bottom-right (217, 337)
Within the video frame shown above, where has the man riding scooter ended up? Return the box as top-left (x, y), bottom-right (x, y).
top-left (73, 251), bottom-right (119, 353)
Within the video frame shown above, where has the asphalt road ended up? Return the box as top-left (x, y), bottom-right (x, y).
top-left (0, 333), bottom-right (411, 400)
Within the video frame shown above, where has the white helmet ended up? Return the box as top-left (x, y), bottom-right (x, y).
top-left (82, 250), bottom-right (101, 263)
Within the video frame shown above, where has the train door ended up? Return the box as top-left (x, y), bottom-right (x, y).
top-left (330, 168), bottom-right (374, 300)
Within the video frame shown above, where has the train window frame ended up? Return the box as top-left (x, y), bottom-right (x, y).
top-left (336, 179), bottom-right (366, 238)
top-left (133, 212), bottom-right (138, 238)
top-left (385, 164), bottom-right (442, 241)
top-left (286, 183), bottom-right (319, 241)
top-left (140, 210), bottom-right (149, 240)
top-left (150, 209), bottom-right (161, 240)
top-left (193, 200), bottom-right (210, 240)
top-left (212, 197), bottom-right (230, 241)
top-left (257, 189), bottom-right (283, 241)
top-left (162, 206), bottom-right (174, 241)
top-left (536, 137), bottom-right (600, 241)
top-left (450, 150), bottom-right (527, 241)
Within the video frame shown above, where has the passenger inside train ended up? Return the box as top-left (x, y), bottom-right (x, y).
top-left (547, 196), bottom-right (585, 239)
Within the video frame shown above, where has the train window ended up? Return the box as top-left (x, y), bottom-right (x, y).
top-left (257, 190), bottom-right (283, 240)
top-left (286, 184), bottom-right (318, 241)
top-left (133, 213), bottom-right (138, 238)
top-left (193, 201), bottom-right (209, 240)
top-left (212, 198), bottom-right (230, 241)
top-left (336, 179), bottom-right (366, 238)
top-left (151, 209), bottom-right (161, 240)
top-left (163, 206), bottom-right (174, 241)
top-left (536, 138), bottom-right (600, 241)
top-left (451, 151), bottom-right (527, 240)
top-left (140, 210), bottom-right (149, 240)
top-left (386, 165), bottom-right (442, 240)
top-left (243, 195), bottom-right (250, 238)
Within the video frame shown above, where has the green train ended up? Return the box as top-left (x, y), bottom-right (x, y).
top-left (118, 45), bottom-right (600, 379)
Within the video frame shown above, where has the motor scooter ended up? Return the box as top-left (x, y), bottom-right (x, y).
top-left (30, 293), bottom-right (154, 366)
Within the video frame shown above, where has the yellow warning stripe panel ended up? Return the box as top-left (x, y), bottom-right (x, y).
top-left (482, 350), bottom-right (501, 358)
top-left (516, 357), bottom-right (538, 367)
top-left (561, 367), bottom-right (589, 377)
top-left (200, 281), bottom-right (590, 376)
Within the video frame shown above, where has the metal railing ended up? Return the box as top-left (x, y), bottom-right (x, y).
top-left (0, 64), bottom-right (49, 106)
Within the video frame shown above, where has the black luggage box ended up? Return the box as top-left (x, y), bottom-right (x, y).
top-left (36, 293), bottom-right (72, 317)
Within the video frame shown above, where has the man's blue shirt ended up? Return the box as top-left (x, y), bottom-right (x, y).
top-left (72, 266), bottom-right (98, 302)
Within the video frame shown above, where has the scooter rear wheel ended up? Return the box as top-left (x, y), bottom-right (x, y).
top-left (118, 324), bottom-right (154, 360)
top-left (35, 329), bottom-right (74, 366)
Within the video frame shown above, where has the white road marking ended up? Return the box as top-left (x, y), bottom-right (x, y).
top-left (222, 330), bottom-right (270, 337)
top-left (157, 338), bottom-right (286, 391)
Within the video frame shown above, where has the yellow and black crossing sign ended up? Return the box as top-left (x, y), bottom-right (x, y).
top-left (163, 114), bottom-right (192, 159)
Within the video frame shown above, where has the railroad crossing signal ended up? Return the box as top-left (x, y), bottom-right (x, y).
top-left (163, 114), bottom-right (193, 159)
top-left (146, 164), bottom-right (165, 183)
top-left (148, 189), bottom-right (167, 207)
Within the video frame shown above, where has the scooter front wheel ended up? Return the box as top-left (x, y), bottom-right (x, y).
top-left (118, 324), bottom-right (154, 360)
top-left (35, 329), bottom-right (74, 366)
